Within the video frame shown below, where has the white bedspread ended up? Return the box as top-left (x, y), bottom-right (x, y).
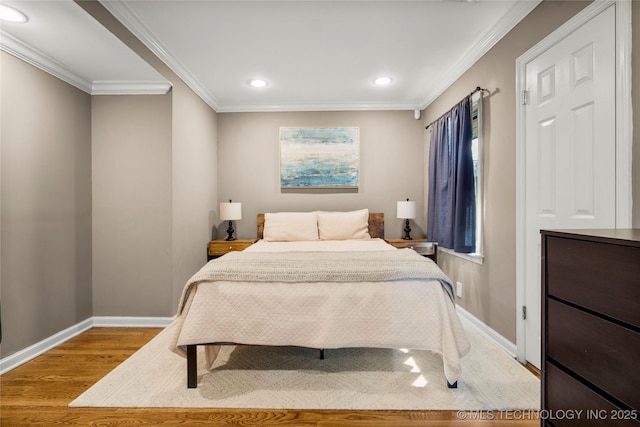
top-left (167, 239), bottom-right (470, 384)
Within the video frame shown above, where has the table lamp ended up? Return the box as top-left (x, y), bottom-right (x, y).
top-left (397, 198), bottom-right (416, 240)
top-left (220, 199), bottom-right (242, 241)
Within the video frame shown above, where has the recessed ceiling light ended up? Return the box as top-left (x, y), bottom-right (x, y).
top-left (249, 79), bottom-right (268, 88)
top-left (0, 4), bottom-right (28, 23)
top-left (374, 76), bottom-right (392, 86)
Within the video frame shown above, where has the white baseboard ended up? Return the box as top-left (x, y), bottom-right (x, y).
top-left (0, 316), bottom-right (173, 375)
top-left (2, 311), bottom-right (514, 376)
top-left (0, 318), bottom-right (93, 375)
top-left (456, 305), bottom-right (518, 358)
top-left (92, 316), bottom-right (173, 328)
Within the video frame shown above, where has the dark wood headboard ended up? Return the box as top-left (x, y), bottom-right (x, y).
top-left (257, 212), bottom-right (384, 239)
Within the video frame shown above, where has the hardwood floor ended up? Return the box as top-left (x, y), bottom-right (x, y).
top-left (1, 328), bottom-right (540, 426)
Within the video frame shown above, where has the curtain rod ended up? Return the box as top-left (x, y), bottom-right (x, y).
top-left (424, 86), bottom-right (488, 130)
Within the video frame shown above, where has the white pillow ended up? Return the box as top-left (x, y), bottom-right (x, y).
top-left (317, 209), bottom-right (371, 240)
top-left (263, 212), bottom-right (319, 241)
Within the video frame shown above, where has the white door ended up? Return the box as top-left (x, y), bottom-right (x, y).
top-left (523, 5), bottom-right (616, 368)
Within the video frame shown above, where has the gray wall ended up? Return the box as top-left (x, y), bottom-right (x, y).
top-left (77, 1), bottom-right (220, 311)
top-left (217, 111), bottom-right (425, 240)
top-left (170, 80), bottom-right (219, 309)
top-left (0, 52), bottom-right (93, 357)
top-left (91, 94), bottom-right (173, 316)
top-left (91, 88), bottom-right (218, 318)
top-left (2, 2), bottom-right (219, 358)
top-left (422, 0), bottom-right (595, 342)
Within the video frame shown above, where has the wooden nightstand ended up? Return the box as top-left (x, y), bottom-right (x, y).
top-left (207, 239), bottom-right (256, 260)
top-left (385, 238), bottom-right (438, 264)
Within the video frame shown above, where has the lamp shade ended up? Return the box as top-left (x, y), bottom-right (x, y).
top-left (397, 200), bottom-right (416, 219)
top-left (220, 201), bottom-right (242, 221)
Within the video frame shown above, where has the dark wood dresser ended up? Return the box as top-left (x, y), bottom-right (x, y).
top-left (541, 229), bottom-right (640, 426)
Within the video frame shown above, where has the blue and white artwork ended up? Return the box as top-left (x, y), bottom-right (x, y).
top-left (280, 127), bottom-right (360, 188)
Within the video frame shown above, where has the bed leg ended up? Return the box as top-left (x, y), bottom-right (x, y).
top-left (187, 345), bottom-right (197, 388)
top-left (320, 349), bottom-right (325, 359)
top-left (447, 380), bottom-right (458, 389)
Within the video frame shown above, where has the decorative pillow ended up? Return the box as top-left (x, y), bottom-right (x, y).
top-left (263, 212), bottom-right (319, 241)
top-left (317, 209), bottom-right (371, 240)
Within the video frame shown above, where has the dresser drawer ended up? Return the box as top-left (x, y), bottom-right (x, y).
top-left (547, 299), bottom-right (640, 410)
top-left (208, 240), bottom-right (255, 257)
top-left (411, 242), bottom-right (437, 256)
top-left (545, 362), bottom-right (639, 427)
top-left (545, 235), bottom-right (640, 328)
top-left (385, 239), bottom-right (437, 262)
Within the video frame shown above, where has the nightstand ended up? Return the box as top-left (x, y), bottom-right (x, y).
top-left (207, 239), bottom-right (256, 261)
top-left (385, 238), bottom-right (437, 264)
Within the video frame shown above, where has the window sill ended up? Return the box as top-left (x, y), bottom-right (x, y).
top-left (438, 247), bottom-right (484, 265)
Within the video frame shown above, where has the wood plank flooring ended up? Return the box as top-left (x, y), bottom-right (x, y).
top-left (0, 328), bottom-right (540, 426)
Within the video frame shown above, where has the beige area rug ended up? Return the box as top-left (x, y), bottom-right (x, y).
top-left (69, 322), bottom-right (539, 410)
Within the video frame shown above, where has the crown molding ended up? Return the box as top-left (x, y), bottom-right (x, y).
top-left (99, 0), bottom-right (221, 110)
top-left (0, 30), bottom-right (93, 93)
top-left (418, 0), bottom-right (541, 110)
top-left (217, 101), bottom-right (420, 113)
top-left (92, 80), bottom-right (172, 95)
top-left (1, 30), bottom-right (172, 96)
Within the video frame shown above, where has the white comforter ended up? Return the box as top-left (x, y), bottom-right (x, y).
top-left (167, 239), bottom-right (470, 384)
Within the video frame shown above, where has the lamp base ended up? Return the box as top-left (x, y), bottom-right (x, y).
top-left (225, 220), bottom-right (236, 241)
top-left (402, 219), bottom-right (413, 240)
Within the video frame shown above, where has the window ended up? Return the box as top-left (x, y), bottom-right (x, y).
top-left (470, 92), bottom-right (483, 258)
top-left (438, 91), bottom-right (483, 263)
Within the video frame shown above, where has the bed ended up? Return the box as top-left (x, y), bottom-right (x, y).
top-left (167, 209), bottom-right (470, 389)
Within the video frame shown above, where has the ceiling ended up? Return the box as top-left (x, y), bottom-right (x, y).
top-left (0, 0), bottom-right (169, 94)
top-left (0, 0), bottom-right (540, 112)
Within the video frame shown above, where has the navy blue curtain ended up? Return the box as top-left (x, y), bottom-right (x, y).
top-left (427, 97), bottom-right (476, 253)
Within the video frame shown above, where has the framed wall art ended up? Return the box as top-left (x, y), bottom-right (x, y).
top-left (279, 127), bottom-right (360, 188)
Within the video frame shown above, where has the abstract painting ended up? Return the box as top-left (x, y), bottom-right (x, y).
top-left (279, 127), bottom-right (360, 188)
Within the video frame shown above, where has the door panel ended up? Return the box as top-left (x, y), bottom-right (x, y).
top-left (572, 102), bottom-right (595, 218)
top-left (523, 5), bottom-right (615, 368)
top-left (538, 118), bottom-right (556, 217)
